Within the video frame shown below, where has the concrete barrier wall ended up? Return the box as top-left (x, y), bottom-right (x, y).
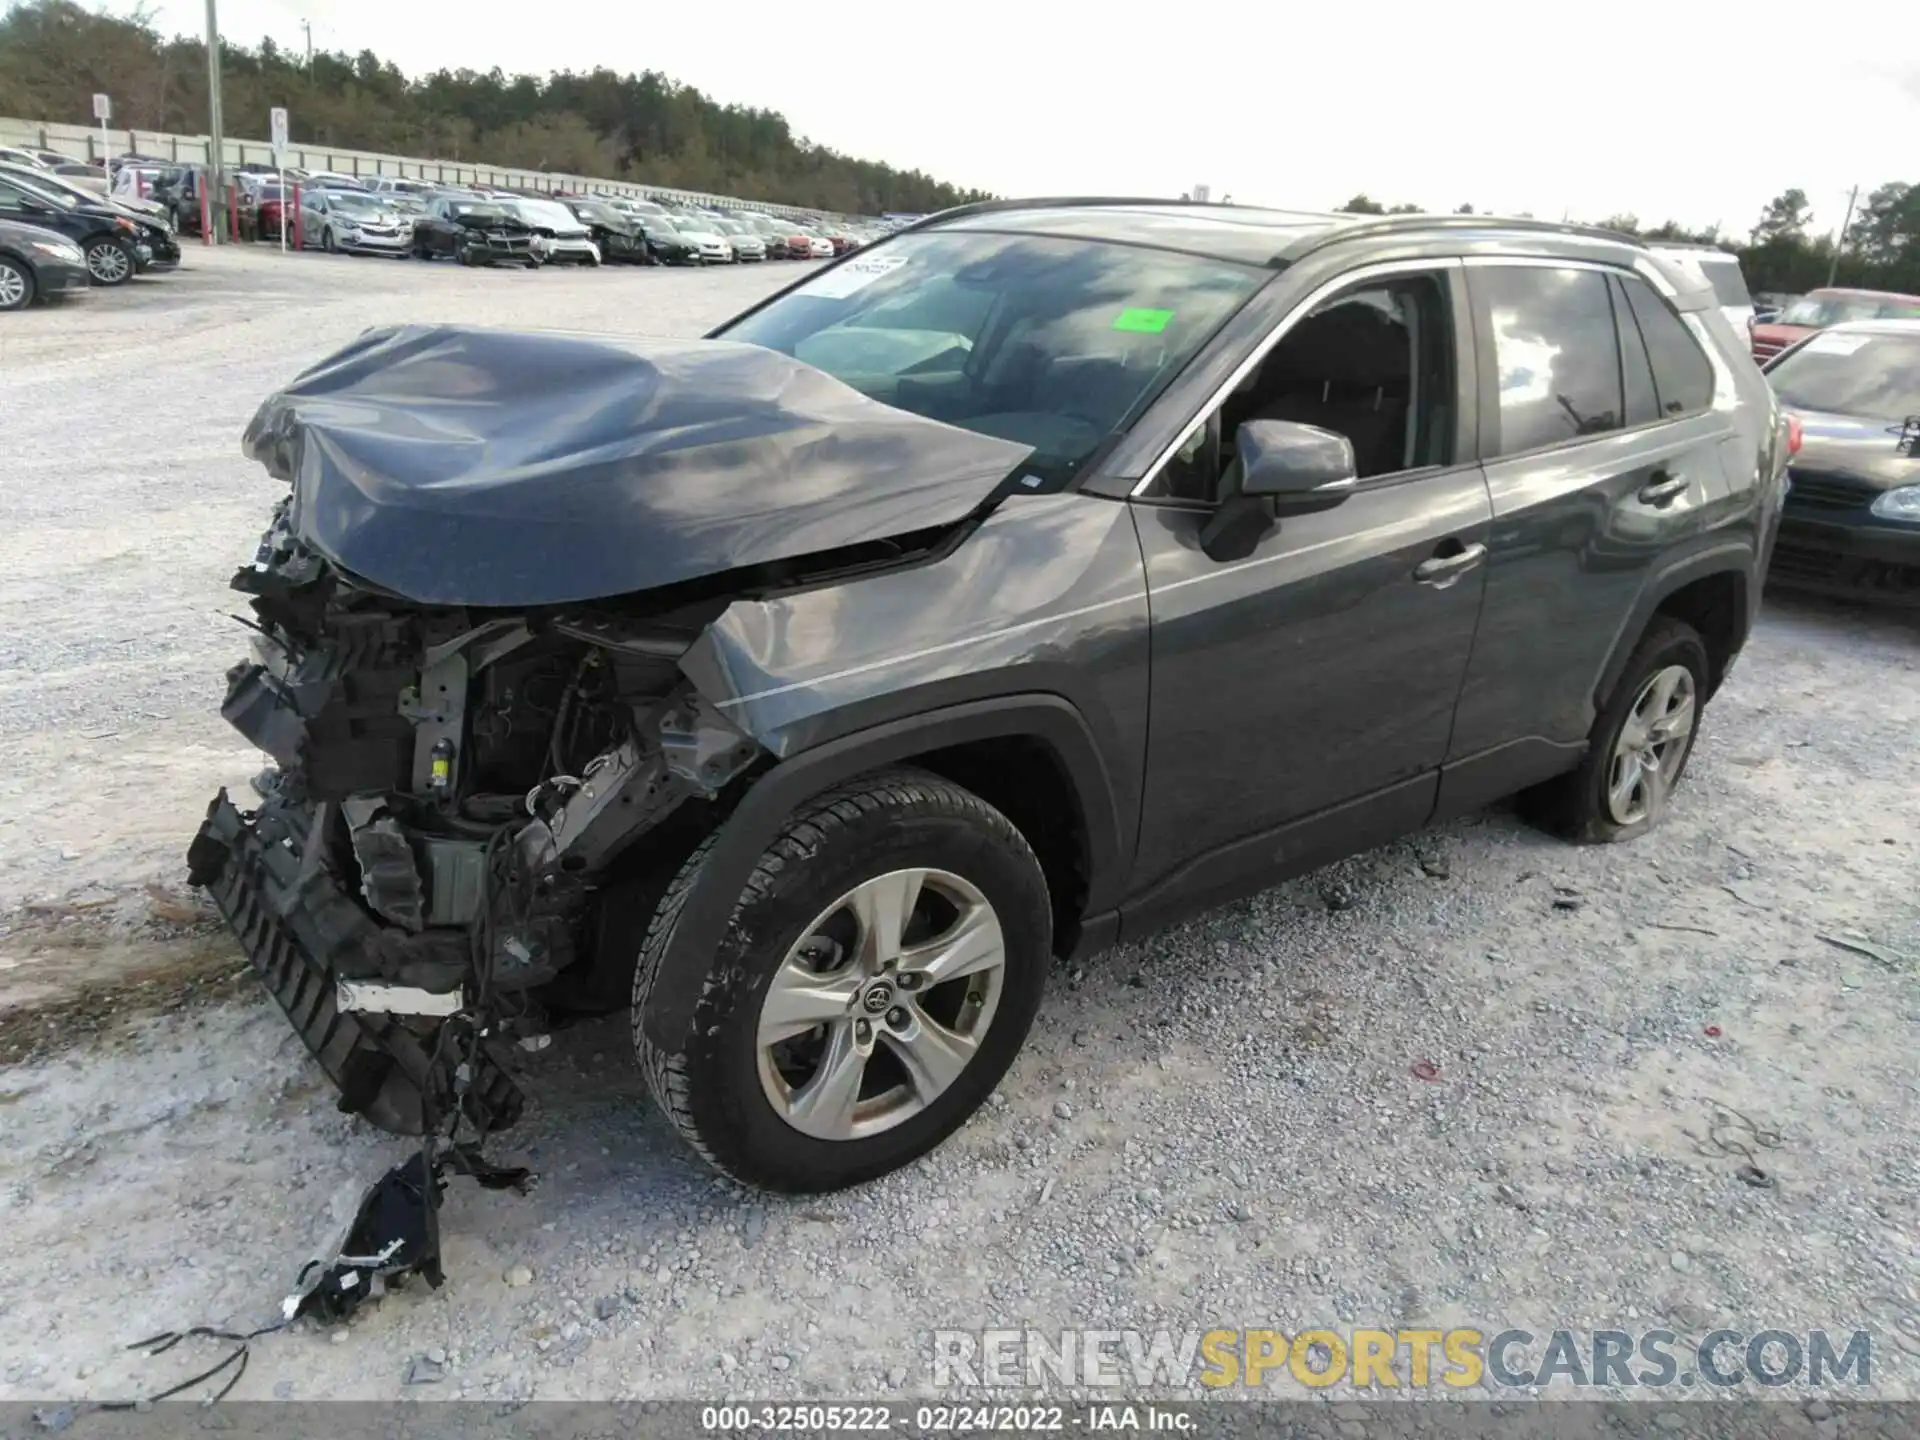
top-left (0, 115), bottom-right (846, 221)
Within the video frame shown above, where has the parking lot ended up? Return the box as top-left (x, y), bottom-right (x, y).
top-left (1, 248), bottom-right (1917, 1406)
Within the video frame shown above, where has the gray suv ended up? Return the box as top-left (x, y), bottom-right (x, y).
top-left (188, 200), bottom-right (1788, 1192)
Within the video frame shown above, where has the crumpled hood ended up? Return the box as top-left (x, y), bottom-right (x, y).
top-left (453, 212), bottom-right (528, 232)
top-left (240, 324), bottom-right (1035, 607)
top-left (1786, 408), bottom-right (1920, 491)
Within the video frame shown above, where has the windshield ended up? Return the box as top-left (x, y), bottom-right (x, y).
top-left (452, 203), bottom-right (510, 221)
top-left (716, 230), bottom-right (1264, 483)
top-left (326, 192), bottom-right (385, 214)
top-left (644, 221), bottom-right (684, 239)
top-left (4, 176), bottom-right (78, 209)
top-left (572, 202), bottom-right (620, 226)
top-left (5, 168), bottom-right (88, 204)
top-left (519, 201), bottom-right (578, 228)
top-left (1779, 293), bottom-right (1920, 327)
top-left (1768, 332), bottom-right (1920, 419)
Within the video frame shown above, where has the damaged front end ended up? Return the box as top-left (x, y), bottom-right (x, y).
top-left (187, 503), bottom-right (761, 1137)
top-left (187, 323), bottom-right (1032, 1139)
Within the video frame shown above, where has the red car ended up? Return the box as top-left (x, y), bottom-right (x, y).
top-left (1750, 287), bottom-right (1920, 363)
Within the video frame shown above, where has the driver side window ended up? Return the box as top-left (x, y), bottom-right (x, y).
top-left (1156, 271), bottom-right (1457, 502)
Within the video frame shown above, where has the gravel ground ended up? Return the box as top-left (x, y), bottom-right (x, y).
top-left (0, 247), bottom-right (1916, 1411)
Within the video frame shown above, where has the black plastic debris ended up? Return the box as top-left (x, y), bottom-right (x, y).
top-left (283, 1151), bottom-right (445, 1324)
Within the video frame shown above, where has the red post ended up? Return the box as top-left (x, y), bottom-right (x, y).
top-left (200, 183), bottom-right (213, 245)
top-left (291, 184), bottom-right (303, 251)
top-left (228, 183), bottom-right (240, 242)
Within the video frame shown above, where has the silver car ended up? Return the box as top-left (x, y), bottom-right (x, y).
top-left (507, 198), bottom-right (602, 266)
top-left (302, 189), bottom-right (412, 256)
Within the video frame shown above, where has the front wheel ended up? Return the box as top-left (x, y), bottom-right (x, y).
top-left (633, 769), bottom-right (1052, 1193)
top-left (83, 237), bottom-right (134, 287)
top-left (1520, 616), bottom-right (1709, 843)
top-left (0, 255), bottom-right (35, 310)
top-left (321, 227), bottom-right (337, 254)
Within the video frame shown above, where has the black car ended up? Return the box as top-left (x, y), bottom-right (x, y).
top-left (0, 216), bottom-right (91, 310)
top-left (411, 195), bottom-right (537, 267)
top-left (562, 199), bottom-right (645, 264)
top-left (634, 217), bottom-right (700, 265)
top-left (0, 173), bottom-right (153, 286)
top-left (188, 201), bottom-right (1782, 1195)
top-left (1763, 319), bottom-right (1920, 605)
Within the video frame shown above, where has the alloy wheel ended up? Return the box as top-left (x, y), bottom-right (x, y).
top-left (85, 241), bottom-right (130, 284)
top-left (755, 868), bottom-right (1006, 1141)
top-left (1606, 664), bottom-right (1697, 826)
top-left (0, 262), bottom-right (27, 309)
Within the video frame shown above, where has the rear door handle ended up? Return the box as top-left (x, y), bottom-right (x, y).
top-left (1413, 541), bottom-right (1487, 587)
top-left (1638, 472), bottom-right (1689, 506)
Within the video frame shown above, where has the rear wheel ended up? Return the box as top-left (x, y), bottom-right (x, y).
top-left (633, 769), bottom-right (1052, 1192)
top-left (0, 255), bottom-right (34, 310)
top-left (321, 226), bottom-right (337, 254)
top-left (83, 237), bottom-right (133, 287)
top-left (1520, 617), bottom-right (1709, 843)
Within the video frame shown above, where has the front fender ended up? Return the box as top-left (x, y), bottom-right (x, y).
top-left (634, 693), bottom-right (1124, 1051)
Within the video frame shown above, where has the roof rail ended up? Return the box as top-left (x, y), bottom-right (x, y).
top-left (1307, 211), bottom-right (1643, 248)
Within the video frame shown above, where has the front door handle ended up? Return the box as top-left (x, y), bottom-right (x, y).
top-left (1638, 471), bottom-right (1689, 506)
top-left (1413, 541), bottom-right (1488, 587)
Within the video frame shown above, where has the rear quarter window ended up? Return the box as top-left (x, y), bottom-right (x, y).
top-left (1618, 276), bottom-right (1714, 417)
top-left (1698, 257), bottom-right (1752, 309)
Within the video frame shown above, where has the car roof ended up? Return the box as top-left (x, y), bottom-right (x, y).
top-left (1810, 285), bottom-right (1920, 301)
top-left (1822, 318), bottom-right (1920, 337)
top-left (919, 197), bottom-right (1656, 268)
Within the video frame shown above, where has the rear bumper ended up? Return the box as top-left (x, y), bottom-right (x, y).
top-left (186, 788), bottom-right (524, 1137)
top-left (1770, 512), bottom-right (1920, 606)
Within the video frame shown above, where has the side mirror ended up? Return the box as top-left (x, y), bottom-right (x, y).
top-left (1200, 419), bottom-right (1357, 562)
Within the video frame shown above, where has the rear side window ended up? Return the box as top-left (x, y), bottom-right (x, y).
top-left (1698, 257), bottom-right (1752, 309)
top-left (1476, 266), bottom-right (1623, 457)
top-left (1618, 276), bottom-right (1714, 417)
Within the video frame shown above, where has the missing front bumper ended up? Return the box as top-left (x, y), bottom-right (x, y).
top-left (187, 789), bottom-right (524, 1137)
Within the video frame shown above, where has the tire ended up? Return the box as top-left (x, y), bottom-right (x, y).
top-left (321, 227), bottom-right (336, 254)
top-left (83, 237), bottom-right (134, 287)
top-left (1520, 617), bottom-right (1709, 844)
top-left (633, 768), bottom-right (1052, 1192)
top-left (0, 254), bottom-right (34, 311)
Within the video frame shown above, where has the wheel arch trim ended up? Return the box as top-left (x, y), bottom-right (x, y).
top-left (1591, 541), bottom-right (1754, 712)
top-left (636, 693), bottom-right (1121, 1050)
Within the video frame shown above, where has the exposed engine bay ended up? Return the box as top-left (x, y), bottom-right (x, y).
top-left (189, 500), bottom-right (768, 1136)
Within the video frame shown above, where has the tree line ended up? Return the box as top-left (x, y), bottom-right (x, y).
top-left (0, 0), bottom-right (995, 214)
top-left (1336, 188), bottom-right (1920, 297)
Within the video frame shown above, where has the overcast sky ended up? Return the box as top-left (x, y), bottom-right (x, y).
top-left (136, 0), bottom-right (1915, 236)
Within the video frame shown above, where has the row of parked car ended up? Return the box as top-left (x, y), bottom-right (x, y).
top-left (0, 151), bottom-right (184, 309)
top-left (222, 170), bottom-right (882, 268)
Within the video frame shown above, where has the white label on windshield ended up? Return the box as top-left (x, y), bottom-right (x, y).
top-left (798, 253), bottom-right (908, 300)
top-left (1802, 333), bottom-right (1871, 356)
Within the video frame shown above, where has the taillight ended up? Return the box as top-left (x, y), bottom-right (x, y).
top-left (1786, 415), bottom-right (1803, 455)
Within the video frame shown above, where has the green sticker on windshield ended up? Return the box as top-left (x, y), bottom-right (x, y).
top-left (1113, 307), bottom-right (1174, 334)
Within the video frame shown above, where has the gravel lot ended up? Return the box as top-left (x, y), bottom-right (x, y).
top-left (0, 247), bottom-right (1915, 1410)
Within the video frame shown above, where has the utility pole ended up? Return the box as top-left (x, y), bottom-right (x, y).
top-left (301, 20), bottom-right (313, 75)
top-left (204, 0), bottom-right (226, 244)
top-left (1825, 185), bottom-right (1859, 287)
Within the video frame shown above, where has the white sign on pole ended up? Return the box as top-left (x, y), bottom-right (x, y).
top-left (271, 108), bottom-right (289, 254)
top-left (93, 94), bottom-right (111, 187)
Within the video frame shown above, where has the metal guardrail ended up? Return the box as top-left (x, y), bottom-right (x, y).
top-left (0, 115), bottom-right (858, 222)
